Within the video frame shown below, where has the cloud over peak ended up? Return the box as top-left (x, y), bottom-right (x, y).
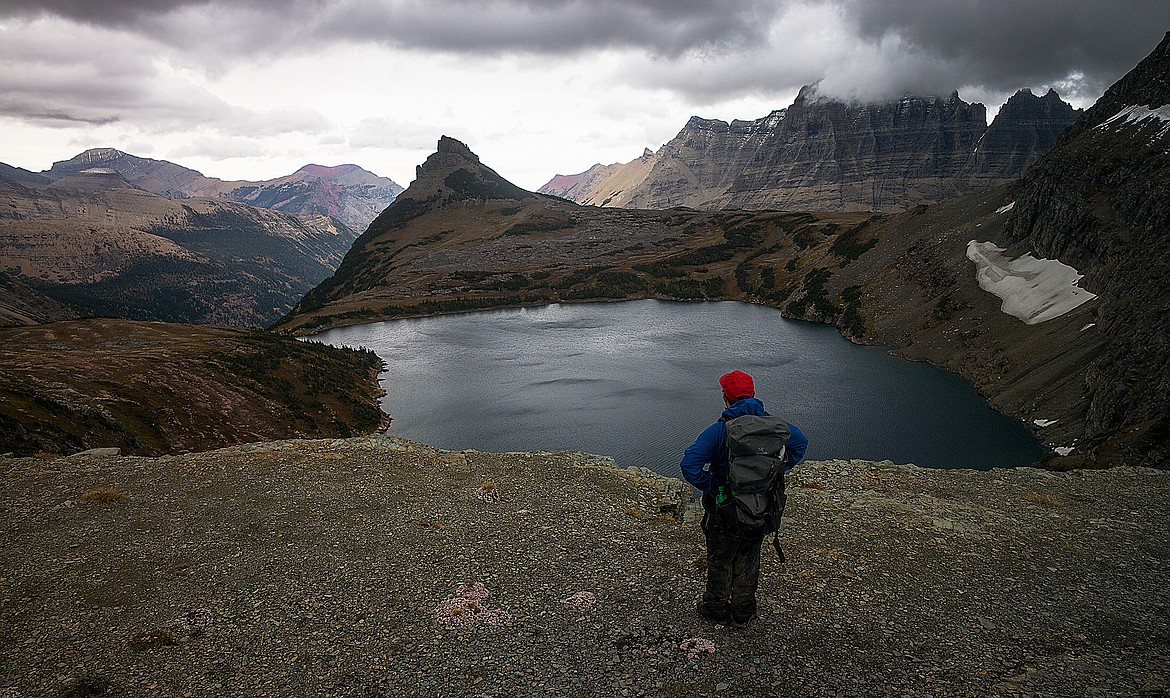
top-left (1, 1), bottom-right (1167, 186)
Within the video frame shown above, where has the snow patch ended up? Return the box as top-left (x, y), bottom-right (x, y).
top-left (1053, 446), bottom-right (1075, 456)
top-left (1080, 323), bottom-right (1097, 332)
top-left (995, 202), bottom-right (1015, 215)
top-left (1033, 419), bottom-right (1058, 428)
top-left (966, 241), bottom-right (1097, 325)
top-left (1095, 103), bottom-right (1170, 141)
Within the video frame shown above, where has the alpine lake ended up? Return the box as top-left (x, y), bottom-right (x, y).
top-left (311, 300), bottom-right (1045, 477)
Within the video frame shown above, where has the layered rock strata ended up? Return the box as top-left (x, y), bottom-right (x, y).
top-left (543, 88), bottom-right (1080, 213)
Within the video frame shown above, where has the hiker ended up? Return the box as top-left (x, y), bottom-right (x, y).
top-left (679, 369), bottom-right (808, 626)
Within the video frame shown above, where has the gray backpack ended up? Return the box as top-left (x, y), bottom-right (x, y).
top-left (716, 414), bottom-right (790, 536)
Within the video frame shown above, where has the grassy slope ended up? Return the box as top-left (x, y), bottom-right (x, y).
top-left (0, 319), bottom-right (388, 456)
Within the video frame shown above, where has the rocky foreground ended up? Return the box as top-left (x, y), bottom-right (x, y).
top-left (2, 436), bottom-right (1168, 697)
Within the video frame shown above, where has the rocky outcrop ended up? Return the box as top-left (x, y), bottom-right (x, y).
top-left (543, 88), bottom-right (1079, 213)
top-left (40, 148), bottom-right (403, 234)
top-left (1003, 31), bottom-right (1170, 468)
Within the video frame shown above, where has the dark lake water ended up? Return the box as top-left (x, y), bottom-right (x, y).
top-left (312, 300), bottom-right (1044, 475)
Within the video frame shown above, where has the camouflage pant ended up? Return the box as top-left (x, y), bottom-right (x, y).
top-left (699, 505), bottom-right (764, 624)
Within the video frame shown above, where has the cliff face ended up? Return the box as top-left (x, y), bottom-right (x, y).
top-left (1004, 31), bottom-right (1170, 468)
top-left (543, 88), bottom-right (1080, 213)
top-left (964, 89), bottom-right (1083, 182)
top-left (717, 90), bottom-right (988, 211)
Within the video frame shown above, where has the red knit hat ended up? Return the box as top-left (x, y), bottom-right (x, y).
top-left (719, 370), bottom-right (755, 402)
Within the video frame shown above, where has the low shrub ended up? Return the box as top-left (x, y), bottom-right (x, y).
top-left (80, 487), bottom-right (127, 503)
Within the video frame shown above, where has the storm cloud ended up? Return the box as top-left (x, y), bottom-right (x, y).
top-left (1, 1), bottom-right (1166, 185)
top-left (5, 0), bottom-right (1165, 105)
top-left (837, 0), bottom-right (1169, 101)
top-left (1, 0), bottom-right (786, 58)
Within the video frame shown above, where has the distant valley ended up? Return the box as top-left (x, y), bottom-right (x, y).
top-left (0, 151), bottom-right (403, 327)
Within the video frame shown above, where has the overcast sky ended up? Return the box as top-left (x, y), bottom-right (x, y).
top-left (1, 1), bottom-right (1166, 190)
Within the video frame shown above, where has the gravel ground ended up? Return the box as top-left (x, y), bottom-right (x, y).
top-left (2, 435), bottom-right (1168, 697)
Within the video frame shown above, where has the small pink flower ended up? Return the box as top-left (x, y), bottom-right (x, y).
top-left (560, 591), bottom-right (597, 610)
top-left (681, 637), bottom-right (716, 661)
top-left (474, 484), bottom-right (499, 503)
top-left (435, 582), bottom-right (511, 627)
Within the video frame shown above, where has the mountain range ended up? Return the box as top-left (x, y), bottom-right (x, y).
top-left (541, 87), bottom-right (1081, 213)
top-left (37, 148), bottom-right (403, 234)
top-left (0, 152), bottom-right (403, 327)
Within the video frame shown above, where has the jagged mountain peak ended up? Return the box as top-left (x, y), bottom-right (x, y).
top-left (999, 88), bottom-right (1077, 111)
top-left (407, 136), bottom-right (533, 203)
top-left (53, 148), bottom-right (173, 173)
top-left (965, 88), bottom-right (1081, 180)
top-left (435, 135), bottom-right (480, 160)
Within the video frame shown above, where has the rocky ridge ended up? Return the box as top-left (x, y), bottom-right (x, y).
top-left (2, 436), bottom-right (1167, 697)
top-left (1003, 30), bottom-right (1170, 469)
top-left (542, 88), bottom-right (1080, 213)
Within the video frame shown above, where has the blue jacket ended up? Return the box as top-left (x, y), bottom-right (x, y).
top-left (679, 397), bottom-right (808, 493)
